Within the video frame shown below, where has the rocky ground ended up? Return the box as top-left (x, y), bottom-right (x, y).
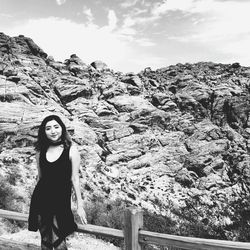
top-left (1, 32), bottom-right (250, 242)
top-left (0, 230), bottom-right (119, 250)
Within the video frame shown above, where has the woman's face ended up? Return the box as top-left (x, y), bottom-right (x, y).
top-left (45, 120), bottom-right (63, 143)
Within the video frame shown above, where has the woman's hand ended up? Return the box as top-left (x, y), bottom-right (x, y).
top-left (77, 206), bottom-right (87, 225)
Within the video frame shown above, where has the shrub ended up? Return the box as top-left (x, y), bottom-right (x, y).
top-left (143, 209), bottom-right (177, 234)
top-left (0, 175), bottom-right (26, 234)
top-left (76, 196), bottom-right (129, 247)
top-left (82, 192), bottom-right (250, 248)
top-left (0, 175), bottom-right (15, 210)
top-left (85, 196), bottom-right (127, 229)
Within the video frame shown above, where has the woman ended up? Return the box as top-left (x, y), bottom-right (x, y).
top-left (28, 115), bottom-right (87, 250)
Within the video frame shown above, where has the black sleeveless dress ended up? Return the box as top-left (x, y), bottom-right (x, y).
top-left (28, 146), bottom-right (77, 238)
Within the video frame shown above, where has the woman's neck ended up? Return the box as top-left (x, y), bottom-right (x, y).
top-left (49, 140), bottom-right (63, 146)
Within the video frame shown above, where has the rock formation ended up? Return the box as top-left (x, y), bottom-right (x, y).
top-left (1, 32), bottom-right (250, 240)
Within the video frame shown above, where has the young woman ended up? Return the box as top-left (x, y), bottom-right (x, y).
top-left (28, 115), bottom-right (87, 250)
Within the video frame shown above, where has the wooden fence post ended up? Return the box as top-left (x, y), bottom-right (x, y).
top-left (124, 208), bottom-right (143, 250)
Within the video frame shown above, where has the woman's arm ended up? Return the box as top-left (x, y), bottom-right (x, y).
top-left (70, 145), bottom-right (87, 224)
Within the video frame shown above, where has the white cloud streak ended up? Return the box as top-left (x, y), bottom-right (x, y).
top-left (163, 0), bottom-right (250, 66)
top-left (0, 13), bottom-right (13, 18)
top-left (166, 0), bottom-right (250, 42)
top-left (82, 6), bottom-right (94, 24)
top-left (151, 0), bottom-right (213, 16)
top-left (120, 0), bottom-right (138, 8)
top-left (55, 0), bottom-right (67, 6)
top-left (136, 38), bottom-right (156, 47)
top-left (107, 10), bottom-right (117, 31)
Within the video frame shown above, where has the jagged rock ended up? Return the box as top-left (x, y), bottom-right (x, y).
top-left (108, 95), bottom-right (155, 112)
top-left (121, 75), bottom-right (143, 88)
top-left (66, 98), bottom-right (99, 120)
top-left (93, 100), bottom-right (119, 116)
top-left (175, 168), bottom-right (196, 187)
top-left (21, 36), bottom-right (47, 58)
top-left (90, 60), bottom-right (108, 71)
top-left (64, 54), bottom-right (89, 77)
top-left (1, 32), bottom-right (250, 240)
top-left (0, 33), bottom-right (47, 58)
top-left (54, 76), bottom-right (92, 103)
top-left (0, 79), bottom-right (29, 101)
top-left (66, 54), bottom-right (87, 66)
top-left (69, 119), bottom-right (98, 145)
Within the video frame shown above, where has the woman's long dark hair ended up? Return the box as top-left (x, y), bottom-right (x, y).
top-left (35, 115), bottom-right (72, 153)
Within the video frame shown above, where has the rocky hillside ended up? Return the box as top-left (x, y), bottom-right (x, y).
top-left (1, 32), bottom-right (250, 240)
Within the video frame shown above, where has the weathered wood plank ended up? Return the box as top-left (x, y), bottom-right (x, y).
top-left (2, 208), bottom-right (250, 250)
top-left (77, 224), bottom-right (124, 239)
top-left (124, 208), bottom-right (143, 250)
top-left (139, 230), bottom-right (250, 250)
top-left (0, 238), bottom-right (40, 250)
top-left (0, 209), bottom-right (124, 240)
top-left (0, 209), bottom-right (28, 222)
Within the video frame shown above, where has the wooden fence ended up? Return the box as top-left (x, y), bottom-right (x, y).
top-left (1, 208), bottom-right (250, 250)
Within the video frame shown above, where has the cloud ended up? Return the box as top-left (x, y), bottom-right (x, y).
top-left (151, 0), bottom-right (193, 16)
top-left (167, 0), bottom-right (250, 43)
top-left (119, 0), bottom-right (206, 32)
top-left (122, 11), bottom-right (158, 31)
top-left (220, 33), bottom-right (250, 65)
top-left (107, 10), bottom-right (117, 31)
top-left (136, 38), bottom-right (155, 47)
top-left (0, 13), bottom-right (13, 18)
top-left (4, 17), bottom-right (142, 72)
top-left (164, 0), bottom-right (250, 66)
top-left (55, 0), bottom-right (67, 6)
top-left (120, 0), bottom-right (138, 8)
top-left (117, 13), bottom-right (157, 46)
top-left (4, 0), bottom-right (250, 72)
top-left (151, 0), bottom-right (215, 17)
top-left (82, 6), bottom-right (94, 24)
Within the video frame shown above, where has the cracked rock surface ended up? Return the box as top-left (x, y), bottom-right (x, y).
top-left (1, 32), bottom-right (250, 241)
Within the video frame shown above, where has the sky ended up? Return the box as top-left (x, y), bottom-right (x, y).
top-left (0, 0), bottom-right (250, 73)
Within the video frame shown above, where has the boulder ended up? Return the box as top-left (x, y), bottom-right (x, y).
top-left (90, 60), bottom-right (108, 71)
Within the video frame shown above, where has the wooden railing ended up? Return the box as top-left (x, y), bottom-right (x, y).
top-left (1, 208), bottom-right (250, 250)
